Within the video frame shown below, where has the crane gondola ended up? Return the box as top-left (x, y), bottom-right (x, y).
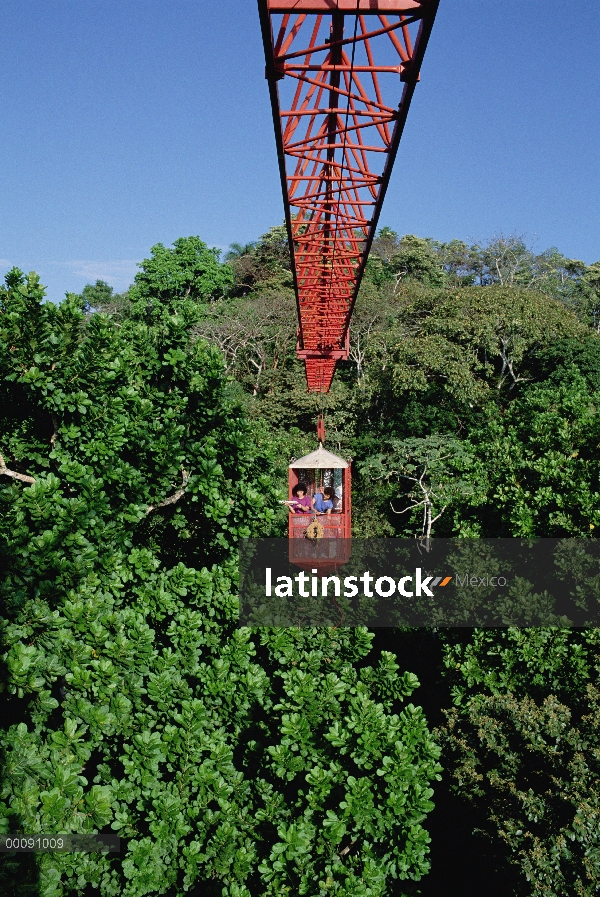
top-left (288, 433), bottom-right (352, 573)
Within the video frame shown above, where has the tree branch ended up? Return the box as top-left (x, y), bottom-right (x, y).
top-left (391, 499), bottom-right (426, 515)
top-left (430, 505), bottom-right (448, 525)
top-left (50, 415), bottom-right (59, 448)
top-left (0, 451), bottom-right (36, 484)
top-left (338, 838), bottom-right (358, 857)
top-left (145, 468), bottom-right (189, 516)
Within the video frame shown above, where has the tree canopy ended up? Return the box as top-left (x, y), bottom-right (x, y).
top-left (0, 260), bottom-right (441, 897)
top-left (2, 224), bottom-right (600, 896)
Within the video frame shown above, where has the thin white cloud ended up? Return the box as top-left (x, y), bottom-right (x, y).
top-left (55, 259), bottom-right (141, 291)
top-left (0, 259), bottom-right (11, 267)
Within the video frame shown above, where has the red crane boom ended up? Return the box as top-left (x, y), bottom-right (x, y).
top-left (258, 0), bottom-right (439, 392)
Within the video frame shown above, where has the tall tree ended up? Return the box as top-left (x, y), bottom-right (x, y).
top-left (128, 236), bottom-right (233, 308)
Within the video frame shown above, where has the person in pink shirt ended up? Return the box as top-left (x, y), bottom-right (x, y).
top-left (290, 483), bottom-right (313, 513)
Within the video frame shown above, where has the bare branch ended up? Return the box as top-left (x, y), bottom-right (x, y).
top-left (146, 468), bottom-right (189, 516)
top-left (430, 505), bottom-right (448, 525)
top-left (338, 838), bottom-right (358, 857)
top-left (391, 499), bottom-right (426, 515)
top-left (50, 415), bottom-right (59, 448)
top-left (0, 451), bottom-right (36, 484)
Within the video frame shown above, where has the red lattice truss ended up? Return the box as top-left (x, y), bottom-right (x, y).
top-left (258, 0), bottom-right (439, 391)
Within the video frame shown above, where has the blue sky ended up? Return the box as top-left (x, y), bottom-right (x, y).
top-left (1, 0), bottom-right (598, 304)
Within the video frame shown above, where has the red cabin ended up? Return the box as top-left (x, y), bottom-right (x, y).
top-left (288, 444), bottom-right (351, 573)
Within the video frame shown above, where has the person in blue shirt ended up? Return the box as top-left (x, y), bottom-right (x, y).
top-left (313, 485), bottom-right (335, 515)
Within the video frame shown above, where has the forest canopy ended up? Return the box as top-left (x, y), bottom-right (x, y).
top-left (1, 227), bottom-right (600, 897)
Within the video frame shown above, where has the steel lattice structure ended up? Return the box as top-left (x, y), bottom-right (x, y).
top-left (258, 0), bottom-right (439, 392)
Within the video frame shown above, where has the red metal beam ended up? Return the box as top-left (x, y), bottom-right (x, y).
top-left (268, 1), bottom-right (427, 12)
top-left (258, 0), bottom-right (439, 391)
